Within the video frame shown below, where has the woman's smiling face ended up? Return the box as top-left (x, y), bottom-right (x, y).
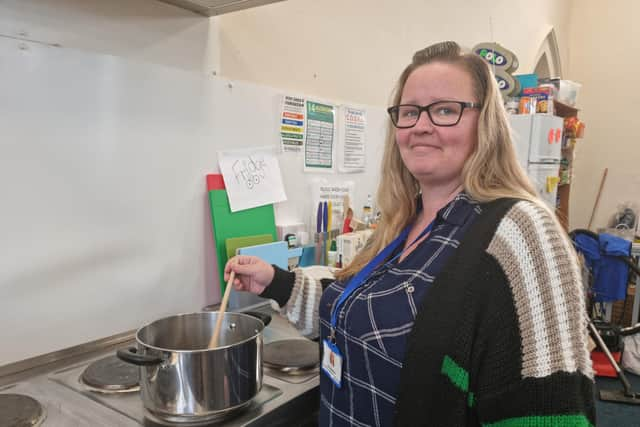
top-left (395, 62), bottom-right (480, 188)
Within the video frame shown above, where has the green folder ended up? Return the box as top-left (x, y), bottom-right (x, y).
top-left (208, 189), bottom-right (277, 294)
top-left (225, 234), bottom-right (274, 260)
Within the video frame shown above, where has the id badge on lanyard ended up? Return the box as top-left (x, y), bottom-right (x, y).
top-left (322, 219), bottom-right (434, 387)
top-left (322, 339), bottom-right (343, 387)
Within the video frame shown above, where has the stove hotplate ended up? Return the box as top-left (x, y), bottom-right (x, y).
top-left (80, 355), bottom-right (140, 393)
top-left (0, 393), bottom-right (46, 427)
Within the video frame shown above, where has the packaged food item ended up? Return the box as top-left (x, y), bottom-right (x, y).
top-left (538, 77), bottom-right (561, 92)
top-left (564, 116), bottom-right (585, 138)
top-left (539, 82), bottom-right (558, 96)
top-left (559, 157), bottom-right (571, 185)
top-left (518, 96), bottom-right (536, 114)
top-left (505, 97), bottom-right (519, 114)
top-left (522, 86), bottom-right (554, 114)
top-left (514, 74), bottom-right (538, 91)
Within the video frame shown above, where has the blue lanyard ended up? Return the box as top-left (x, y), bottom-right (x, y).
top-left (329, 219), bottom-right (435, 333)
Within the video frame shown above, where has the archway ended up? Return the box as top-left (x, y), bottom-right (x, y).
top-left (534, 28), bottom-right (562, 78)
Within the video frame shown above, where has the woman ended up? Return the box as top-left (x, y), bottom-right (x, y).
top-left (225, 41), bottom-right (595, 426)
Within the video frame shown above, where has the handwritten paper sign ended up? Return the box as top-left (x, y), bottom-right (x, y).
top-left (218, 147), bottom-right (287, 212)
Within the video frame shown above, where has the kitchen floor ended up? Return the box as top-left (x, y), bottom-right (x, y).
top-left (595, 372), bottom-right (640, 426)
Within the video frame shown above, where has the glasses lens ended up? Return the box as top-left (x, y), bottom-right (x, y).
top-left (393, 105), bottom-right (420, 127)
top-left (428, 101), bottom-right (463, 126)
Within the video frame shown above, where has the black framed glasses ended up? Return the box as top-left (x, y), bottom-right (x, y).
top-left (387, 100), bottom-right (482, 128)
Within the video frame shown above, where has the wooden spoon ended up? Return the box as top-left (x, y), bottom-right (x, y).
top-left (209, 270), bottom-right (235, 349)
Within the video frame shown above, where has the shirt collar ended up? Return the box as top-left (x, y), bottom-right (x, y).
top-left (430, 191), bottom-right (480, 226)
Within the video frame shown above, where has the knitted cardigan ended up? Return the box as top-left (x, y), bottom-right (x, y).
top-left (262, 198), bottom-right (595, 426)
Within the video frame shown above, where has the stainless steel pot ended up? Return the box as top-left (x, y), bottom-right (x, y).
top-left (117, 311), bottom-right (271, 424)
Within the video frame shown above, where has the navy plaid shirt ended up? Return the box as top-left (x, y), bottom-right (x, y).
top-left (318, 192), bottom-right (482, 426)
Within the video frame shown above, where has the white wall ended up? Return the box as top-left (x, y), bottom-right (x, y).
top-left (0, 0), bottom-right (223, 366)
top-left (218, 0), bottom-right (573, 106)
top-left (567, 0), bottom-right (640, 231)
top-left (0, 39), bottom-right (389, 365)
top-left (1, 43), bottom-right (221, 365)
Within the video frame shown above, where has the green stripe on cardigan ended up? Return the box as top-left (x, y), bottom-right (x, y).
top-left (482, 414), bottom-right (593, 427)
top-left (468, 391), bottom-right (475, 408)
top-left (441, 355), bottom-right (469, 392)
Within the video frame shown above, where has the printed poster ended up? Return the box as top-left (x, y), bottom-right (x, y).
top-left (218, 147), bottom-right (287, 212)
top-left (304, 100), bottom-right (336, 172)
top-left (338, 106), bottom-right (366, 173)
top-left (280, 95), bottom-right (306, 153)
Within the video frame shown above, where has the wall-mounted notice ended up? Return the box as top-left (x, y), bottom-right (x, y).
top-left (280, 95), bottom-right (306, 153)
top-left (304, 100), bottom-right (335, 172)
top-left (310, 179), bottom-right (355, 231)
top-left (339, 106), bottom-right (366, 173)
top-left (218, 147), bottom-right (287, 212)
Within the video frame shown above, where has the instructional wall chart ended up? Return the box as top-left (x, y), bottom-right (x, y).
top-left (280, 95), bottom-right (306, 153)
top-left (304, 100), bottom-right (336, 171)
top-left (339, 106), bottom-right (366, 173)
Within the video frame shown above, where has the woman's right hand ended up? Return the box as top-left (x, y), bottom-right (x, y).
top-left (224, 255), bottom-right (275, 295)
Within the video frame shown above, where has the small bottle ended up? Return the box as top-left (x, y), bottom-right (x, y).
top-left (284, 233), bottom-right (297, 248)
top-left (327, 240), bottom-right (337, 267)
top-left (362, 195), bottom-right (373, 227)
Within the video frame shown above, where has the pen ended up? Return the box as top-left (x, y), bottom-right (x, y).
top-left (316, 202), bottom-right (323, 264)
top-left (323, 201), bottom-right (328, 233)
top-left (316, 201), bottom-right (323, 234)
top-left (322, 201), bottom-right (328, 265)
top-left (327, 201), bottom-right (332, 264)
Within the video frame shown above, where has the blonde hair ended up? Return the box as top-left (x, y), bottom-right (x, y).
top-left (336, 41), bottom-right (540, 282)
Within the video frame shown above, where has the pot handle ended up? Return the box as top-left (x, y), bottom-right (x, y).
top-left (244, 311), bottom-right (272, 327)
top-left (117, 347), bottom-right (163, 366)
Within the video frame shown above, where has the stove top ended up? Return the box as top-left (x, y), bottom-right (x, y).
top-left (0, 309), bottom-right (319, 427)
top-left (50, 358), bottom-right (284, 426)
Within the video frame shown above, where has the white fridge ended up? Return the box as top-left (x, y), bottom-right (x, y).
top-left (509, 114), bottom-right (564, 208)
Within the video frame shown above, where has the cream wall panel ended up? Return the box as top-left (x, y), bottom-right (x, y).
top-left (218, 0), bottom-right (573, 106)
top-left (567, 0), bottom-right (640, 230)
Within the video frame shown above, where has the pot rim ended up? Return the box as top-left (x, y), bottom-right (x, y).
top-left (134, 311), bottom-right (265, 354)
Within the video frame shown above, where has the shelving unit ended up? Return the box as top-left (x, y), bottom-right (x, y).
top-left (554, 100), bottom-right (582, 230)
